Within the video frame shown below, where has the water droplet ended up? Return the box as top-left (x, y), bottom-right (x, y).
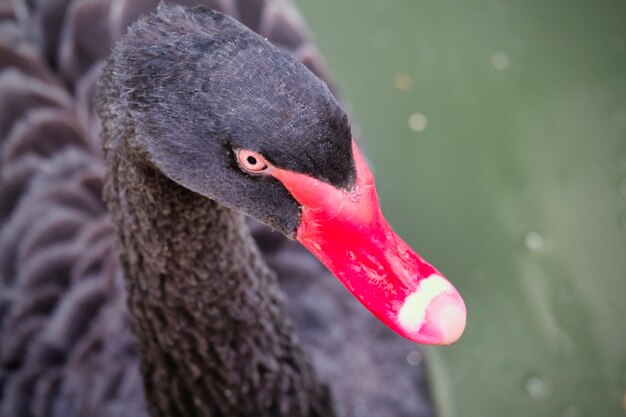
top-left (418, 49), bottom-right (436, 66)
top-left (406, 350), bottom-right (423, 366)
top-left (408, 113), bottom-right (428, 132)
top-left (525, 376), bottom-right (549, 401)
top-left (619, 210), bottom-right (626, 229)
top-left (394, 73), bottom-right (414, 91)
top-left (619, 178), bottom-right (626, 197)
top-left (492, 52), bottom-right (510, 70)
top-left (525, 231), bottom-right (545, 251)
top-left (563, 405), bottom-right (578, 417)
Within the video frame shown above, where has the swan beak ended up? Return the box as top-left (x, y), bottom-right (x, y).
top-left (268, 140), bottom-right (466, 345)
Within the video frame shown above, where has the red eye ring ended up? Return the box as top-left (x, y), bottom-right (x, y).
top-left (236, 149), bottom-right (269, 173)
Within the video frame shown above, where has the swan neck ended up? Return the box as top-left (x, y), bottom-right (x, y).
top-left (102, 144), bottom-right (334, 417)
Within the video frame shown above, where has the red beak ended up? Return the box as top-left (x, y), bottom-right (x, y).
top-left (268, 140), bottom-right (466, 345)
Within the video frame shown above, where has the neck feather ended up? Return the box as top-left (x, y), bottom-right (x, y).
top-left (102, 141), bottom-right (334, 417)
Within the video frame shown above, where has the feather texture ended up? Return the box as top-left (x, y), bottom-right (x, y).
top-left (0, 1), bottom-right (432, 416)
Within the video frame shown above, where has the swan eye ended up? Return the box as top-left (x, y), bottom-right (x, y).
top-left (237, 149), bottom-right (269, 173)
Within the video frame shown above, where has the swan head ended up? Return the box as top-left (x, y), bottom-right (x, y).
top-left (98, 3), bottom-right (466, 346)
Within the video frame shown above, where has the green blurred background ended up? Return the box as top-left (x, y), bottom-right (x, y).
top-left (293, 0), bottom-right (626, 416)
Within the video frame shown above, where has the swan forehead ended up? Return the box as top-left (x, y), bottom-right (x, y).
top-left (119, 4), bottom-right (355, 190)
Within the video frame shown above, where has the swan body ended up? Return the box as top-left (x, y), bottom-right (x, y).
top-left (0, 1), bottom-right (462, 416)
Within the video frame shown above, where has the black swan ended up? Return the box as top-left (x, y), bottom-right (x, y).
top-left (0, 1), bottom-right (465, 416)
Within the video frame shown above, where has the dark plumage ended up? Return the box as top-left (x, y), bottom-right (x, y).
top-left (99, 5), bottom-right (354, 235)
top-left (0, 1), bottom-right (432, 416)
